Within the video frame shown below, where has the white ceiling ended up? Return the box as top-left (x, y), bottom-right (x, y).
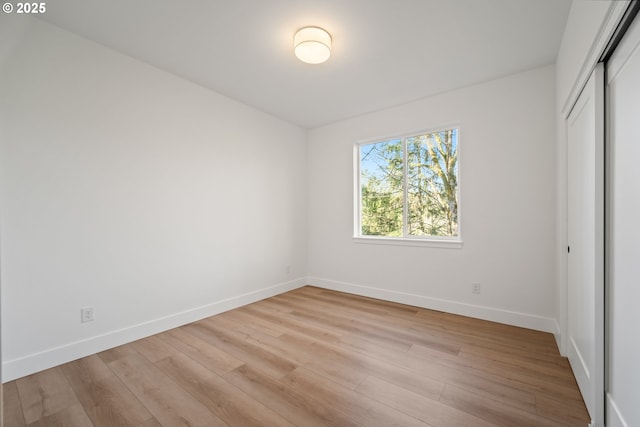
top-left (38, 0), bottom-right (571, 128)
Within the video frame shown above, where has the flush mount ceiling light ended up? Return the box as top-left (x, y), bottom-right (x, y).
top-left (294, 26), bottom-right (332, 64)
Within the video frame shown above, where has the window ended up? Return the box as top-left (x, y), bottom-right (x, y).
top-left (355, 127), bottom-right (460, 244)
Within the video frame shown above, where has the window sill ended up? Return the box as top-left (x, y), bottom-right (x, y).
top-left (352, 236), bottom-right (463, 249)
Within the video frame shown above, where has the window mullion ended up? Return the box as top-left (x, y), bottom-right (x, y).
top-left (402, 138), bottom-right (409, 237)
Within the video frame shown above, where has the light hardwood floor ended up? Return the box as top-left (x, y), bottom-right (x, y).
top-left (2, 286), bottom-right (589, 427)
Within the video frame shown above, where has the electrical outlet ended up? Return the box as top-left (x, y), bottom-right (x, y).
top-left (81, 307), bottom-right (94, 323)
top-left (286, 265), bottom-right (291, 274)
top-left (472, 283), bottom-right (481, 294)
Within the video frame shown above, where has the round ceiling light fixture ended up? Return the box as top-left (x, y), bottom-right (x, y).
top-left (294, 26), bottom-right (331, 64)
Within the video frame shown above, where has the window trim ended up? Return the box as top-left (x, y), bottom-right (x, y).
top-left (353, 125), bottom-right (463, 247)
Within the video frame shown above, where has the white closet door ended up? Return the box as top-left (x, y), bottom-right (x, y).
top-left (567, 63), bottom-right (605, 427)
top-left (606, 13), bottom-right (640, 427)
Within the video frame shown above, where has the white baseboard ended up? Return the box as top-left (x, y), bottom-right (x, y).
top-left (2, 278), bottom-right (306, 383)
top-left (553, 318), bottom-right (564, 355)
top-left (606, 393), bottom-right (628, 427)
top-left (307, 276), bottom-right (557, 333)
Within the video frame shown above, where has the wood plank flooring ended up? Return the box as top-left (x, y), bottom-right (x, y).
top-left (2, 286), bottom-right (590, 427)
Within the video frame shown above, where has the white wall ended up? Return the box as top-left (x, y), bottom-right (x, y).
top-left (0, 17), bottom-right (307, 381)
top-left (307, 66), bottom-right (557, 331)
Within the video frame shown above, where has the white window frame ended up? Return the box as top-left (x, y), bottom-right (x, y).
top-left (353, 125), bottom-right (463, 249)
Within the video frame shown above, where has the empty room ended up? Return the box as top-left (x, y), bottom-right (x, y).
top-left (1, 1), bottom-right (639, 426)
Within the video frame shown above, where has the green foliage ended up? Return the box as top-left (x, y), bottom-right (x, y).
top-left (360, 130), bottom-right (458, 237)
top-left (360, 141), bottom-right (403, 236)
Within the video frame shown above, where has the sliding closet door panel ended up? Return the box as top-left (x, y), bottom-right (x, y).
top-left (567, 63), bottom-right (604, 426)
top-left (606, 13), bottom-right (640, 427)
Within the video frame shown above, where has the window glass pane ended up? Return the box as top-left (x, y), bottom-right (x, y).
top-left (406, 129), bottom-right (458, 236)
top-left (360, 139), bottom-right (404, 236)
